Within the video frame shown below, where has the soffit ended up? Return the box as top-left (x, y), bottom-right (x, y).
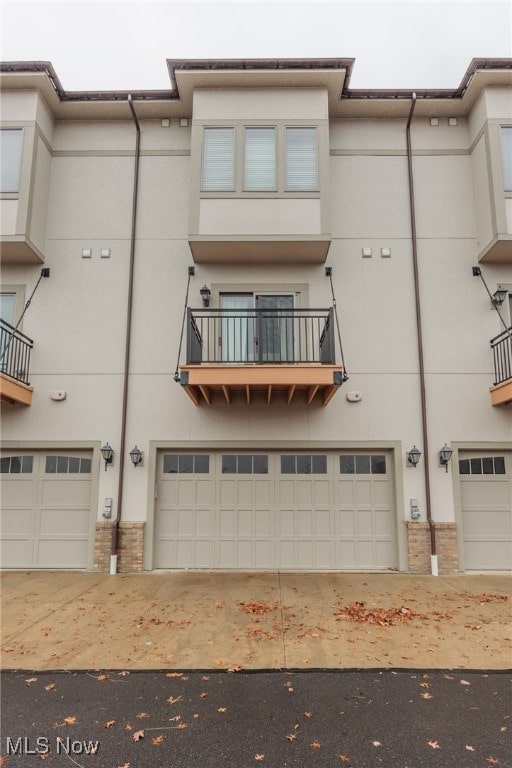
top-left (174, 68), bottom-right (347, 117)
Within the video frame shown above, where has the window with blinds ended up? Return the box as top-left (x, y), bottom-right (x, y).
top-left (285, 127), bottom-right (318, 191)
top-left (0, 129), bottom-right (23, 193)
top-left (501, 127), bottom-right (512, 191)
top-left (201, 127), bottom-right (235, 191)
top-left (244, 127), bottom-right (276, 190)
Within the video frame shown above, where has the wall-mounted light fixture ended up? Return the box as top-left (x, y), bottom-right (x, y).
top-left (129, 445), bottom-right (143, 467)
top-left (492, 286), bottom-right (508, 308)
top-left (472, 267), bottom-right (508, 330)
top-left (407, 445), bottom-right (422, 468)
top-left (438, 443), bottom-right (453, 472)
top-left (100, 443), bottom-right (114, 471)
top-left (200, 285), bottom-right (211, 308)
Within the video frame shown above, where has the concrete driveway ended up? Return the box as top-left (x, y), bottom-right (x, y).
top-left (1, 571), bottom-right (511, 671)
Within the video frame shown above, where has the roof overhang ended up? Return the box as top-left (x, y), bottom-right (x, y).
top-left (0, 58), bottom-right (511, 120)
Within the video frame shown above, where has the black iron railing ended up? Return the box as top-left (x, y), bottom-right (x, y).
top-left (0, 319), bottom-right (33, 385)
top-left (186, 308), bottom-right (336, 365)
top-left (491, 325), bottom-right (512, 386)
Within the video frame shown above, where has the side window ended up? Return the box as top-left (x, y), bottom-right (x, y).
top-left (501, 127), bottom-right (512, 191)
top-left (0, 293), bottom-right (16, 326)
top-left (0, 129), bottom-right (23, 193)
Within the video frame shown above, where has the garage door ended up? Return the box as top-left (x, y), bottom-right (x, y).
top-left (154, 451), bottom-right (396, 570)
top-left (460, 451), bottom-right (512, 570)
top-left (0, 451), bottom-right (93, 568)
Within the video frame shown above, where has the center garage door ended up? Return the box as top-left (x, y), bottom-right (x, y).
top-left (459, 451), bottom-right (512, 570)
top-left (0, 451), bottom-right (94, 568)
top-left (154, 451), bottom-right (396, 570)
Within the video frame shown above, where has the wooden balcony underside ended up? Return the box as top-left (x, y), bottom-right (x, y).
top-left (490, 379), bottom-right (512, 407)
top-left (180, 364), bottom-right (344, 406)
top-left (0, 373), bottom-right (33, 406)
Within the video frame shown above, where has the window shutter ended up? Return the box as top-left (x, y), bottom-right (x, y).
top-left (202, 127), bottom-right (235, 191)
top-left (244, 127), bottom-right (276, 190)
top-left (285, 127), bottom-right (318, 191)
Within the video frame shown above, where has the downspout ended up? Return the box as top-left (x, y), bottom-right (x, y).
top-left (110, 94), bottom-right (141, 574)
top-left (406, 93), bottom-right (438, 575)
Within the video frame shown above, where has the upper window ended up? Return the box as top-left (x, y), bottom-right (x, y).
top-left (501, 127), bottom-right (512, 191)
top-left (285, 127), bottom-right (318, 191)
top-left (200, 123), bottom-right (319, 194)
top-left (0, 293), bottom-right (16, 326)
top-left (202, 127), bottom-right (235, 191)
top-left (244, 127), bottom-right (276, 191)
top-left (0, 129), bottom-right (23, 193)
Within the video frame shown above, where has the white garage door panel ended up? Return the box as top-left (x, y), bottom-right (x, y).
top-left (460, 452), bottom-right (512, 571)
top-left (0, 452), bottom-right (93, 569)
top-left (155, 451), bottom-right (396, 570)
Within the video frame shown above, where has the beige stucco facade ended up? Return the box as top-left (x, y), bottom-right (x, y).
top-left (1, 58), bottom-right (511, 574)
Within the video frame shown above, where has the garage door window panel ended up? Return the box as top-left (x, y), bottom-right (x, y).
top-left (1, 455), bottom-right (33, 473)
top-left (459, 456), bottom-right (506, 475)
top-left (45, 456), bottom-right (91, 474)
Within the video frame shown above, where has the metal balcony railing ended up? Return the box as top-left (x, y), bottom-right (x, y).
top-left (0, 319), bottom-right (33, 385)
top-left (186, 307), bottom-right (336, 365)
top-left (491, 325), bottom-right (512, 386)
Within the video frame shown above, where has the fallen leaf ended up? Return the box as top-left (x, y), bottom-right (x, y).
top-left (200, 692), bottom-right (208, 698)
top-left (486, 759), bottom-right (500, 765)
top-left (152, 735), bottom-right (164, 745)
top-left (104, 720), bottom-right (115, 729)
top-left (137, 712), bottom-right (149, 719)
top-left (44, 683), bottom-right (56, 692)
top-left (25, 677), bottom-right (38, 685)
top-left (217, 707), bottom-right (227, 713)
top-left (132, 730), bottom-right (145, 741)
top-left (255, 755), bottom-right (265, 761)
top-left (339, 756), bottom-right (351, 763)
top-left (310, 742), bottom-right (321, 749)
top-left (118, 671), bottom-right (130, 677)
top-left (428, 740), bottom-right (440, 749)
top-left (63, 717), bottom-right (77, 725)
top-left (177, 722), bottom-right (188, 730)
top-left (286, 734), bottom-right (297, 742)
top-left (166, 672), bottom-right (183, 678)
top-left (167, 696), bottom-right (182, 704)
top-left (421, 693), bottom-right (433, 699)
top-left (372, 741), bottom-right (382, 746)
top-left (118, 763), bottom-right (130, 768)
top-left (95, 674), bottom-right (109, 681)
top-left (466, 745), bottom-right (475, 751)
top-left (460, 680), bottom-right (471, 685)
top-left (304, 711), bottom-right (312, 718)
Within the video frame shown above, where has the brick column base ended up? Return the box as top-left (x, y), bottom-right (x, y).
top-left (94, 521), bottom-right (145, 573)
top-left (406, 522), bottom-right (459, 574)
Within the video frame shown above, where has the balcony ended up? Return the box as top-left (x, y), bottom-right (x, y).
top-left (179, 307), bottom-right (344, 406)
top-left (0, 320), bottom-right (33, 406)
top-left (490, 326), bottom-right (512, 406)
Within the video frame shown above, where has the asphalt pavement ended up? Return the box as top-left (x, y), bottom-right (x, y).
top-left (1, 669), bottom-right (511, 767)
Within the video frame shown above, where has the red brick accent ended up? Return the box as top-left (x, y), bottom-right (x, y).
top-left (406, 522), bottom-right (459, 574)
top-left (94, 521), bottom-right (145, 573)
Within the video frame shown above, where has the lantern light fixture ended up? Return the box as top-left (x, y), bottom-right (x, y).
top-left (129, 445), bottom-right (143, 467)
top-left (407, 445), bottom-right (422, 468)
top-left (439, 443), bottom-right (453, 472)
top-left (100, 443), bottom-right (114, 471)
top-left (200, 285), bottom-right (211, 308)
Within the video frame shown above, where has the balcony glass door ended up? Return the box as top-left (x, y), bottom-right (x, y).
top-left (256, 294), bottom-right (295, 363)
top-left (220, 294), bottom-right (254, 362)
top-left (220, 293), bottom-right (295, 363)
